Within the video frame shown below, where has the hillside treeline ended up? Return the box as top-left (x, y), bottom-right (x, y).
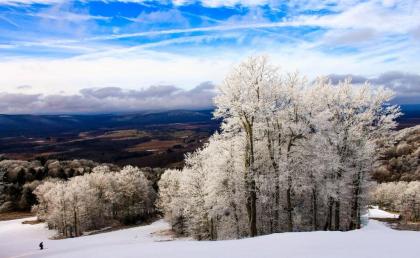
top-left (157, 56), bottom-right (400, 240)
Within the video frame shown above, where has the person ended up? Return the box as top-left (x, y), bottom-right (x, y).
top-left (39, 242), bottom-right (43, 250)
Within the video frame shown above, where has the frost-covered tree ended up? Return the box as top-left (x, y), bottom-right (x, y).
top-left (372, 181), bottom-right (420, 222)
top-left (33, 165), bottom-right (155, 237)
top-left (157, 168), bottom-right (187, 235)
top-left (214, 56), bottom-right (279, 236)
top-left (158, 55), bottom-right (400, 240)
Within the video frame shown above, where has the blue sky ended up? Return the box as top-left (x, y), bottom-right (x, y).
top-left (0, 0), bottom-right (419, 113)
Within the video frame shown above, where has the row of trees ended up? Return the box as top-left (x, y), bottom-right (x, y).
top-left (372, 181), bottom-right (420, 222)
top-left (34, 166), bottom-right (156, 237)
top-left (158, 56), bottom-right (400, 240)
top-left (0, 158), bottom-right (103, 212)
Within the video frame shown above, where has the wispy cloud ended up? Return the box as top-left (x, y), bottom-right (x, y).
top-left (0, 0), bottom-right (62, 5)
top-left (31, 11), bottom-right (111, 21)
top-left (0, 14), bottom-right (19, 27)
top-left (0, 0), bottom-right (268, 7)
top-left (0, 0), bottom-right (418, 111)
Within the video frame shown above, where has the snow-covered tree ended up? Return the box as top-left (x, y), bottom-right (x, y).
top-left (214, 55), bottom-right (279, 236)
top-left (372, 181), bottom-right (420, 222)
top-left (158, 55), bottom-right (400, 239)
top-left (33, 165), bottom-right (155, 237)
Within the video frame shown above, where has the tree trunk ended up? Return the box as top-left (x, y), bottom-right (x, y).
top-left (210, 217), bottom-right (215, 240)
top-left (312, 186), bottom-right (318, 230)
top-left (349, 170), bottom-right (362, 230)
top-left (334, 166), bottom-right (343, 231)
top-left (274, 183), bottom-right (280, 232)
top-left (243, 119), bottom-right (257, 237)
top-left (286, 138), bottom-right (295, 232)
top-left (250, 179), bottom-right (257, 236)
top-left (74, 209), bottom-right (78, 237)
top-left (334, 200), bottom-right (340, 231)
top-left (286, 173), bottom-right (293, 232)
top-left (231, 201), bottom-right (241, 238)
top-left (266, 127), bottom-right (281, 232)
top-left (324, 197), bottom-right (333, 230)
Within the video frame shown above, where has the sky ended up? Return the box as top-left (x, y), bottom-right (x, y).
top-left (0, 0), bottom-right (419, 114)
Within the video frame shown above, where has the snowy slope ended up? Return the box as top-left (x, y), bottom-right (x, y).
top-left (0, 217), bottom-right (53, 258)
top-left (368, 206), bottom-right (400, 219)
top-left (1, 212), bottom-right (419, 258)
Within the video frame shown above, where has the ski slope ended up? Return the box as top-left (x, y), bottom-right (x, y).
top-left (1, 208), bottom-right (419, 258)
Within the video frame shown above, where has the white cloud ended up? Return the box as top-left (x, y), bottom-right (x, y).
top-left (19, 1), bottom-right (416, 46)
top-left (323, 28), bottom-right (377, 45)
top-left (328, 71), bottom-right (420, 104)
top-left (1, 37), bottom-right (418, 97)
top-left (0, 83), bottom-right (216, 114)
top-left (0, 50), bottom-right (236, 95)
top-left (293, 1), bottom-right (420, 34)
top-left (0, 0), bottom-right (418, 107)
top-left (2, 68), bottom-right (418, 114)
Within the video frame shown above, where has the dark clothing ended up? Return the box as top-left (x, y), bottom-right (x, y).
top-left (39, 242), bottom-right (43, 250)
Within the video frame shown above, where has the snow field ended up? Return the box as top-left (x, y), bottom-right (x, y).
top-left (1, 208), bottom-right (419, 258)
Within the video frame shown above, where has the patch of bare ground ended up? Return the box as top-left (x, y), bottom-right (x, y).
top-left (371, 218), bottom-right (398, 223)
top-left (389, 221), bottom-right (420, 231)
top-left (151, 228), bottom-right (176, 242)
top-left (373, 217), bottom-right (420, 231)
top-left (22, 218), bottom-right (43, 225)
top-left (98, 130), bottom-right (150, 140)
top-left (126, 139), bottom-right (180, 152)
top-left (0, 211), bottom-right (33, 221)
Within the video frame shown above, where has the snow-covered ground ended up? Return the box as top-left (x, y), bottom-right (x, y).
top-left (1, 209), bottom-right (419, 258)
top-left (368, 206), bottom-right (400, 219)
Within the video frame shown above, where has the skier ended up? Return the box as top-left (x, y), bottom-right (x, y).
top-left (39, 242), bottom-right (43, 250)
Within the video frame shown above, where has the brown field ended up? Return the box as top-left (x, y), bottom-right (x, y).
top-left (126, 139), bottom-right (181, 152)
top-left (98, 130), bottom-right (150, 140)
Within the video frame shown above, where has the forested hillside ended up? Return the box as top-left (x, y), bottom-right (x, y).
top-left (370, 126), bottom-right (419, 223)
top-left (373, 125), bottom-right (419, 182)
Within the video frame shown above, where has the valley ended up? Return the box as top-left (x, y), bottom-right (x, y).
top-left (0, 110), bottom-right (219, 168)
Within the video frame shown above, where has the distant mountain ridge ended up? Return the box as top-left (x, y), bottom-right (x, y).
top-left (0, 105), bottom-right (418, 138)
top-left (0, 110), bottom-right (216, 137)
top-left (397, 104), bottom-right (420, 129)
